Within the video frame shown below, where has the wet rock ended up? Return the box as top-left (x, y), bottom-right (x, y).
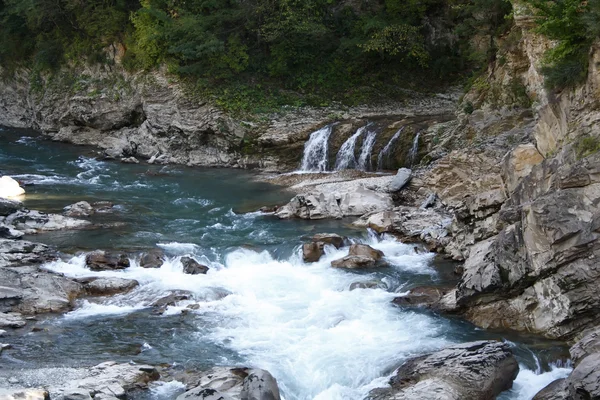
top-left (302, 242), bottom-right (324, 263)
top-left (311, 233), bottom-right (345, 248)
top-left (83, 277), bottom-right (139, 296)
top-left (121, 156), bottom-right (139, 164)
top-left (139, 249), bottom-right (165, 269)
top-left (61, 361), bottom-right (160, 399)
top-left (367, 341), bottom-right (519, 400)
top-left (349, 280), bottom-right (387, 290)
top-left (151, 291), bottom-right (193, 314)
top-left (181, 256), bottom-right (209, 275)
top-left (63, 388), bottom-right (93, 400)
top-left (349, 244), bottom-right (384, 260)
top-left (63, 201), bottom-right (94, 217)
top-left (0, 224), bottom-right (24, 239)
top-left (532, 378), bottom-right (567, 400)
top-left (331, 255), bottom-right (379, 269)
top-left (0, 389), bottom-right (49, 400)
top-left (176, 367), bottom-right (280, 400)
top-left (392, 286), bottom-right (451, 308)
top-left (4, 210), bottom-right (91, 233)
top-left (0, 197), bottom-right (22, 216)
top-left (570, 327), bottom-right (600, 365)
top-left (388, 168), bottom-right (412, 192)
top-left (0, 286), bottom-right (23, 312)
top-left (0, 238), bottom-right (57, 268)
top-left (15, 272), bottom-right (83, 314)
top-left (86, 251), bottom-right (130, 271)
top-left (0, 176), bottom-right (25, 198)
top-left (0, 312), bottom-right (26, 328)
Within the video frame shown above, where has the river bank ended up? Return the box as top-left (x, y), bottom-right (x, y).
top-left (0, 128), bottom-right (580, 399)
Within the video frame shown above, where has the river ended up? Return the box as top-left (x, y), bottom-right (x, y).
top-left (0, 127), bottom-right (571, 399)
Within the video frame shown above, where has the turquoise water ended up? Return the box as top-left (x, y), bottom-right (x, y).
top-left (0, 127), bottom-right (570, 400)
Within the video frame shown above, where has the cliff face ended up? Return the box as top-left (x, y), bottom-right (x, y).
top-left (415, 2), bottom-right (600, 340)
top-left (0, 68), bottom-right (248, 167)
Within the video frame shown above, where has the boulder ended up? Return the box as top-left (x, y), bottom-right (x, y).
top-left (0, 286), bottom-right (23, 312)
top-left (392, 286), bottom-right (451, 308)
top-left (120, 156), bottom-right (139, 164)
top-left (151, 290), bottom-right (193, 314)
top-left (63, 201), bottom-right (94, 217)
top-left (83, 277), bottom-right (139, 296)
top-left (532, 379), bottom-right (568, 400)
top-left (0, 238), bottom-right (57, 268)
top-left (348, 244), bottom-right (384, 260)
top-left (388, 168), bottom-right (412, 192)
top-left (0, 312), bottom-right (26, 328)
top-left (302, 242), bottom-right (324, 263)
top-left (63, 388), bottom-right (93, 400)
top-left (349, 280), bottom-right (387, 290)
top-left (0, 197), bottom-right (22, 216)
top-left (331, 255), bottom-right (379, 269)
top-left (0, 176), bottom-right (25, 198)
top-left (311, 233), bottom-right (345, 248)
top-left (86, 251), bottom-right (130, 271)
top-left (139, 249), bottom-right (165, 269)
top-left (60, 361), bottom-right (160, 399)
top-left (14, 272), bottom-right (83, 314)
top-left (367, 341), bottom-right (519, 400)
top-left (4, 210), bottom-right (91, 232)
top-left (275, 187), bottom-right (393, 220)
top-left (176, 367), bottom-right (280, 400)
top-left (181, 256), bottom-right (209, 275)
top-left (0, 224), bottom-right (24, 239)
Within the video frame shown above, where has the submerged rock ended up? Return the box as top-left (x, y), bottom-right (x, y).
top-left (367, 341), bottom-right (519, 400)
top-left (392, 286), bottom-right (452, 309)
top-left (176, 367), bottom-right (280, 400)
top-left (181, 256), bottom-right (209, 275)
top-left (86, 251), bottom-right (130, 271)
top-left (302, 242), bottom-right (324, 263)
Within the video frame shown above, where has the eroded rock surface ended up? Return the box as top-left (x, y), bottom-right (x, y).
top-left (367, 341), bottom-right (519, 400)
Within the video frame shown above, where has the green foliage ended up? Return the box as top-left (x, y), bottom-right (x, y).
top-left (0, 0), bottom-right (516, 112)
top-left (576, 136), bottom-right (600, 159)
top-left (526, 0), bottom-right (600, 90)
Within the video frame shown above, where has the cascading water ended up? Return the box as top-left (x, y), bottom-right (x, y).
top-left (357, 128), bottom-right (377, 171)
top-left (334, 125), bottom-right (367, 170)
top-left (407, 131), bottom-right (421, 167)
top-left (377, 127), bottom-right (404, 171)
top-left (300, 125), bottom-right (334, 172)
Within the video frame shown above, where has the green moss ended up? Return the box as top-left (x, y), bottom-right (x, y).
top-left (576, 136), bottom-right (600, 159)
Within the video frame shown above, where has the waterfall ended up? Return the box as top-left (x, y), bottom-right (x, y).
top-left (334, 125), bottom-right (367, 170)
top-left (377, 127), bottom-right (404, 170)
top-left (300, 125), bottom-right (334, 172)
top-left (357, 128), bottom-right (377, 171)
top-left (408, 131), bottom-right (420, 167)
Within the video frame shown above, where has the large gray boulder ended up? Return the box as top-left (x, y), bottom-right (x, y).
top-left (139, 249), bottom-right (165, 268)
top-left (0, 238), bottom-right (57, 268)
top-left (176, 368), bottom-right (280, 400)
top-left (388, 168), bottom-right (412, 192)
top-left (82, 277), bottom-right (139, 296)
top-left (367, 341), bottom-right (519, 400)
top-left (348, 244), bottom-right (384, 260)
top-left (4, 210), bottom-right (91, 233)
top-left (311, 233), bottom-right (345, 248)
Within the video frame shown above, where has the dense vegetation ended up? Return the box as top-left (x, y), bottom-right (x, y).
top-left (528, 0), bottom-right (600, 90)
top-left (1, 0), bottom-right (513, 111)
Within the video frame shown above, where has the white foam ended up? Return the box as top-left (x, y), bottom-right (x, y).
top-left (148, 380), bottom-right (186, 399)
top-left (43, 238), bottom-right (449, 400)
top-left (501, 362), bottom-right (572, 400)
